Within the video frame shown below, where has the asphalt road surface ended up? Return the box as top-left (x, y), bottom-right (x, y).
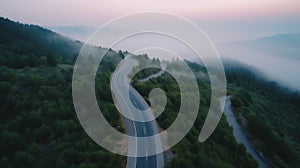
top-left (111, 56), bottom-right (164, 168)
top-left (221, 96), bottom-right (268, 168)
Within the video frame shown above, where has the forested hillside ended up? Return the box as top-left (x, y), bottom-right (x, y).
top-left (0, 17), bottom-right (126, 167)
top-left (0, 17), bottom-right (82, 68)
top-left (226, 64), bottom-right (300, 168)
top-left (132, 58), bottom-right (300, 168)
top-left (132, 59), bottom-right (259, 168)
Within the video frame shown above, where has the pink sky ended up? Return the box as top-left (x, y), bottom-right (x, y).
top-left (1, 0), bottom-right (299, 42)
top-left (0, 0), bottom-right (299, 26)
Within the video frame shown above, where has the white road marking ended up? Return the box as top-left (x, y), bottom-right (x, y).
top-left (143, 125), bottom-right (146, 134)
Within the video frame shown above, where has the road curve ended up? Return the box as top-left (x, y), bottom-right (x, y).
top-left (111, 55), bottom-right (164, 168)
top-left (221, 96), bottom-right (268, 168)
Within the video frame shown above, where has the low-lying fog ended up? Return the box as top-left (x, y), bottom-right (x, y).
top-left (217, 33), bottom-right (300, 91)
top-left (113, 32), bottom-right (300, 91)
top-left (48, 25), bottom-right (299, 91)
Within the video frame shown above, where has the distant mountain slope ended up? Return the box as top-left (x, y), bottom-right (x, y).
top-left (226, 33), bottom-right (300, 59)
top-left (0, 17), bottom-right (82, 58)
top-left (256, 33), bottom-right (300, 47)
top-left (46, 26), bottom-right (95, 42)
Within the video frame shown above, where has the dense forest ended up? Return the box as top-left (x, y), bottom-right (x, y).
top-left (132, 59), bottom-right (300, 168)
top-left (226, 64), bottom-right (300, 168)
top-left (1, 17), bottom-right (299, 168)
top-left (132, 59), bottom-right (258, 168)
top-left (0, 17), bottom-right (126, 167)
top-left (0, 17), bottom-right (82, 68)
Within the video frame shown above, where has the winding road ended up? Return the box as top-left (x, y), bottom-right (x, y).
top-left (111, 55), bottom-right (164, 168)
top-left (111, 55), bottom-right (267, 168)
top-left (221, 96), bottom-right (268, 168)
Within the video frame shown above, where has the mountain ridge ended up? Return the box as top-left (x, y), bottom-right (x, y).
top-left (0, 17), bottom-right (82, 58)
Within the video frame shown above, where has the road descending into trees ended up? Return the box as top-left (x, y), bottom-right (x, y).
top-left (111, 56), bottom-right (164, 168)
top-left (221, 96), bottom-right (268, 168)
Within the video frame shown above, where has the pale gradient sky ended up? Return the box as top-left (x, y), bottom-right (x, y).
top-left (1, 0), bottom-right (300, 42)
top-left (1, 0), bottom-right (299, 25)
